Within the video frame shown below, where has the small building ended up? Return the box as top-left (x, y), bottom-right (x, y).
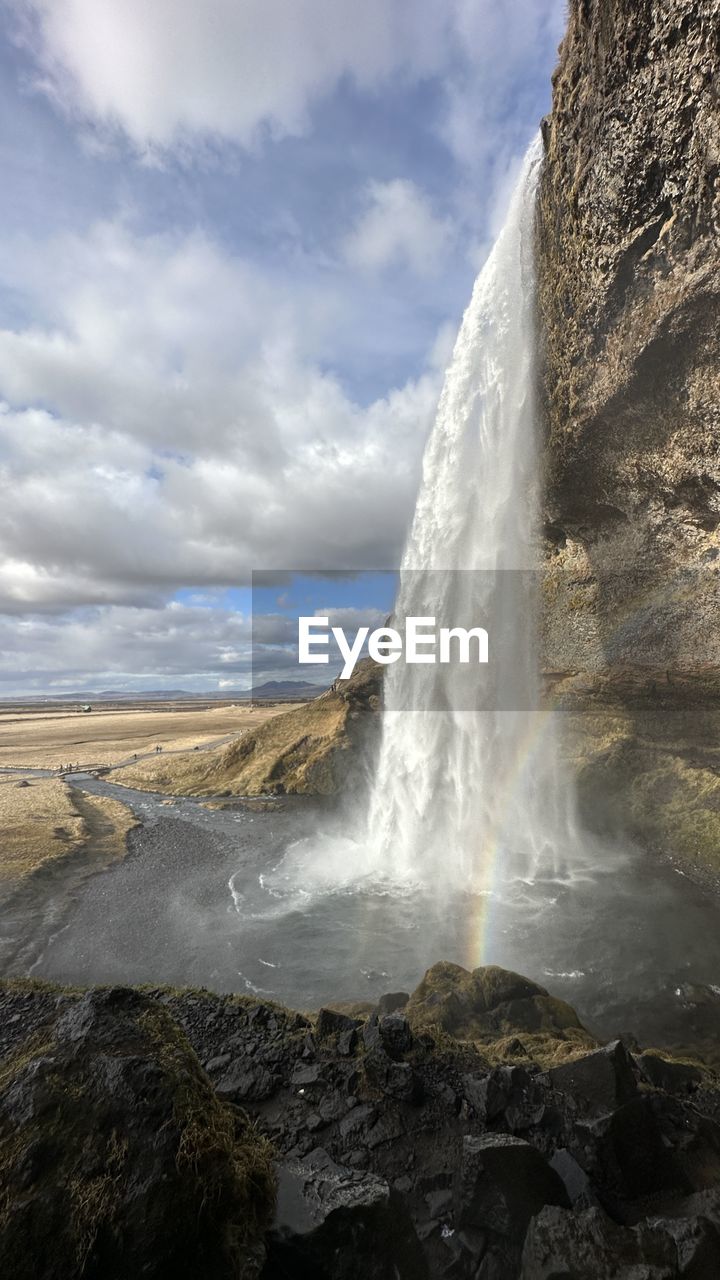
top-left (81, 704), bottom-right (92, 713)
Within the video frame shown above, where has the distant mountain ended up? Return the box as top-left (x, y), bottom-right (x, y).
top-left (1, 681), bottom-right (328, 704)
top-left (241, 680), bottom-right (326, 700)
top-left (97, 689), bottom-right (195, 700)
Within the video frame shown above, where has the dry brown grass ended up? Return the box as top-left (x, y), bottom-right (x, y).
top-left (118, 693), bottom-right (348, 796)
top-left (0, 779), bottom-right (135, 894)
top-left (0, 703), bottom-right (296, 770)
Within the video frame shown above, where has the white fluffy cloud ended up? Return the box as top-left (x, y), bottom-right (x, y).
top-left (0, 600), bottom-right (254, 690)
top-left (0, 221), bottom-right (443, 616)
top-left (12, 0), bottom-right (449, 153)
top-left (10, 0), bottom-right (563, 161)
top-left (343, 180), bottom-right (453, 276)
top-left (0, 0), bottom-right (566, 689)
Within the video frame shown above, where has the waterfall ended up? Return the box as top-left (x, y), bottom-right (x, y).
top-left (364, 135), bottom-right (581, 892)
top-left (258, 136), bottom-right (590, 913)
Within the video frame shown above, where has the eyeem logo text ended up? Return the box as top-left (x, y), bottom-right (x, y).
top-left (299, 616), bottom-right (489, 680)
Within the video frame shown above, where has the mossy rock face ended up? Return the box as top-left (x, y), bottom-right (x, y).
top-left (405, 962), bottom-right (590, 1051)
top-left (0, 987), bottom-right (275, 1280)
top-left (565, 704), bottom-right (720, 875)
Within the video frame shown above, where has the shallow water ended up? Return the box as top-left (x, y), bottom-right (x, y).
top-left (13, 774), bottom-right (720, 1053)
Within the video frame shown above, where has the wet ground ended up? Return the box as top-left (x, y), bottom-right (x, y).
top-left (3, 771), bottom-right (719, 1054)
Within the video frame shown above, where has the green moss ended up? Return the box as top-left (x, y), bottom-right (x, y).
top-left (0, 1028), bottom-right (54, 1093)
top-left (404, 962), bottom-right (596, 1065)
top-left (0, 976), bottom-right (82, 998)
top-left (0, 996), bottom-right (276, 1278)
top-left (0, 1028), bottom-right (126, 1267)
top-left (137, 1004), bottom-right (276, 1252)
top-left (626, 757), bottom-right (720, 871)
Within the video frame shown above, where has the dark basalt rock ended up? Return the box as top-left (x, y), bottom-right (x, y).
top-left (0, 986), bottom-right (275, 1280)
top-left (3, 963), bottom-right (720, 1279)
top-left (316, 1007), bottom-right (361, 1040)
top-left (547, 1039), bottom-right (637, 1114)
top-left (521, 1197), bottom-right (720, 1280)
top-left (263, 1148), bottom-right (428, 1279)
top-left (378, 1012), bottom-right (414, 1059)
top-left (637, 1052), bottom-right (703, 1095)
top-left (377, 991), bottom-right (410, 1016)
top-left (548, 1148), bottom-right (598, 1212)
top-left (459, 1134), bottom-right (569, 1237)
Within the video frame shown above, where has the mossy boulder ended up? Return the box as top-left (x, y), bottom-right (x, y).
top-left (405, 962), bottom-right (595, 1063)
top-left (0, 986), bottom-right (275, 1280)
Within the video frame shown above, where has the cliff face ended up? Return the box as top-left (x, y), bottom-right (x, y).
top-left (537, 0), bottom-right (720, 867)
top-left (538, 0), bottom-right (720, 666)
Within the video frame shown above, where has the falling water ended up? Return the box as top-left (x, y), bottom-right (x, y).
top-left (364, 136), bottom-right (582, 892)
top-left (258, 136), bottom-right (593, 911)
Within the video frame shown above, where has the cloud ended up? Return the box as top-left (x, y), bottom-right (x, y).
top-left (0, 600), bottom-right (253, 691)
top-left (0, 220), bottom-right (442, 614)
top-left (0, 0), bottom-right (567, 690)
top-left (343, 179), bottom-right (453, 276)
top-left (9, 0), bottom-right (564, 167)
top-left (10, 0), bottom-right (449, 154)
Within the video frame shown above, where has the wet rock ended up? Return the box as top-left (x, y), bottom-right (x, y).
top-left (521, 1205), bottom-right (671, 1279)
top-left (0, 987), bottom-right (274, 1280)
top-left (548, 1148), bottom-right (598, 1210)
top-left (316, 1008), bottom-right (360, 1040)
top-left (636, 1052), bottom-right (703, 1095)
top-left (291, 1061), bottom-right (326, 1087)
top-left (463, 1066), bottom-right (547, 1133)
top-left (548, 1040), bottom-right (637, 1114)
top-left (337, 1027), bottom-right (358, 1056)
top-left (363, 1014), bottom-right (382, 1052)
top-left (378, 1012), bottom-right (413, 1059)
top-left (318, 1090), bottom-right (352, 1124)
top-left (214, 1061), bottom-right (279, 1102)
top-left (377, 991), bottom-right (410, 1016)
top-left (339, 1103), bottom-right (378, 1143)
top-left (263, 1149), bottom-right (428, 1279)
top-left (365, 1109), bottom-right (407, 1150)
top-left (459, 1134), bottom-right (569, 1238)
top-left (575, 1095), bottom-right (699, 1212)
top-left (521, 1197), bottom-right (720, 1280)
top-left (6, 971), bottom-right (720, 1279)
top-left (363, 1041), bottom-right (424, 1105)
top-left (205, 1052), bottom-right (231, 1072)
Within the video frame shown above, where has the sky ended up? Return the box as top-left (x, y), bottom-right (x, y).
top-left (0, 0), bottom-right (565, 694)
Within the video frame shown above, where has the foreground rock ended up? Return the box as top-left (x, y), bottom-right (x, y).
top-left (0, 986), bottom-right (275, 1280)
top-left (3, 962), bottom-right (720, 1278)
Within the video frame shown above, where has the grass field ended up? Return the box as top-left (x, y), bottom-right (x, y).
top-left (0, 702), bottom-right (300, 770)
top-left (0, 775), bottom-right (136, 894)
top-left (0, 701), bottom-right (302, 891)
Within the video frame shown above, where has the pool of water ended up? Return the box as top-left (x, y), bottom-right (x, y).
top-left (9, 774), bottom-right (720, 1051)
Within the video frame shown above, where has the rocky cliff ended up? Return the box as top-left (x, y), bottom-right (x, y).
top-left (537, 0), bottom-right (720, 868)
